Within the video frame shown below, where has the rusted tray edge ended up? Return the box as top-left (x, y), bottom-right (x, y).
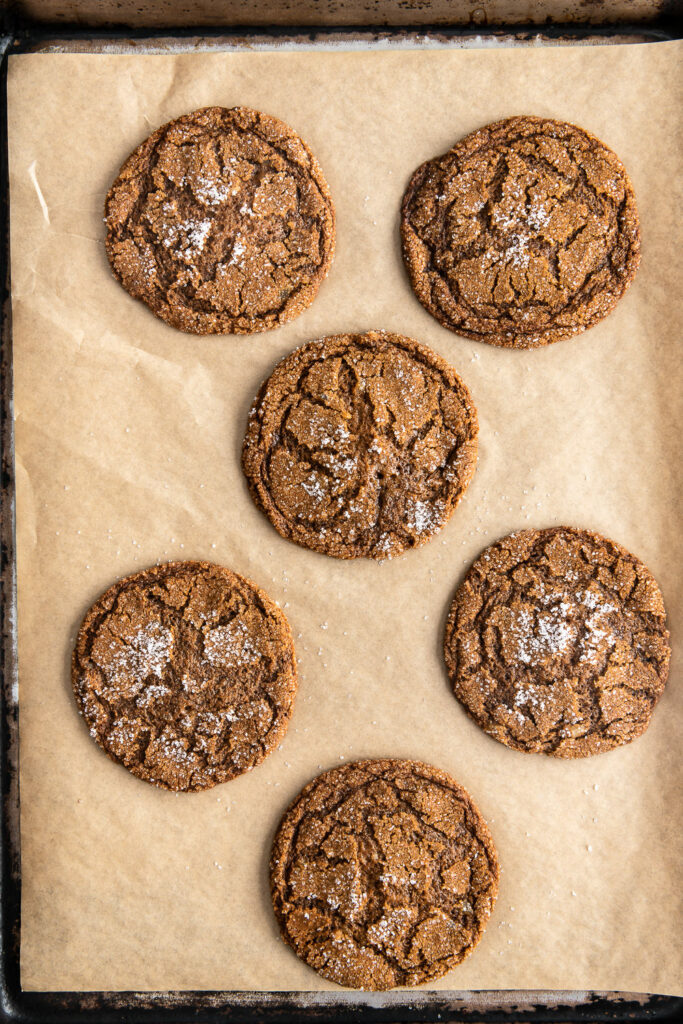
top-left (4, 23), bottom-right (678, 54)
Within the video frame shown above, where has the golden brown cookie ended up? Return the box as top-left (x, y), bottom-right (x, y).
top-left (401, 116), bottom-right (640, 348)
top-left (105, 106), bottom-right (335, 334)
top-left (242, 330), bottom-right (478, 559)
top-left (270, 758), bottom-right (498, 990)
top-left (72, 561), bottom-right (297, 790)
top-left (444, 528), bottom-right (670, 757)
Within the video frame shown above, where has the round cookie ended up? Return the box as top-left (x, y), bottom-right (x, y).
top-left (105, 106), bottom-right (335, 334)
top-left (444, 528), bottom-right (670, 757)
top-left (242, 330), bottom-right (478, 559)
top-left (270, 758), bottom-right (499, 990)
top-left (72, 561), bottom-right (297, 790)
top-left (401, 116), bottom-right (640, 348)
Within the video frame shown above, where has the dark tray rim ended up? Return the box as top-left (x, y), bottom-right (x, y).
top-left (1, 20), bottom-right (682, 1024)
top-left (3, 26), bottom-right (681, 52)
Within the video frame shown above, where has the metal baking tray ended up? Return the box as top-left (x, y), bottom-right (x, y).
top-left (1, 7), bottom-right (681, 1021)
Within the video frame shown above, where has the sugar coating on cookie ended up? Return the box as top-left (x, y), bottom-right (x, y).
top-left (401, 116), bottom-right (640, 348)
top-left (242, 330), bottom-right (478, 560)
top-left (270, 758), bottom-right (499, 990)
top-left (444, 528), bottom-right (670, 757)
top-left (105, 106), bottom-right (335, 334)
top-left (72, 561), bottom-right (297, 790)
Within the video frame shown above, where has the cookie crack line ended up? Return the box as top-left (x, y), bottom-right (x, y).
top-left (242, 331), bottom-right (478, 560)
top-left (444, 527), bottom-right (670, 758)
top-left (271, 760), bottom-right (498, 990)
top-left (72, 561), bottom-right (297, 791)
top-left (401, 116), bottom-right (640, 349)
top-left (105, 106), bottom-right (335, 335)
top-left (280, 773), bottom-right (491, 891)
top-left (271, 380), bottom-right (454, 540)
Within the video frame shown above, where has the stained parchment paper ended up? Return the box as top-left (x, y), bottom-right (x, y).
top-left (7, 44), bottom-right (682, 994)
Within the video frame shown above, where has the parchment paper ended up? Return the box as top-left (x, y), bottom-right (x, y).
top-left (7, 44), bottom-right (682, 995)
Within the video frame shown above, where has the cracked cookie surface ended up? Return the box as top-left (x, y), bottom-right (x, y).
top-left (242, 331), bottom-right (478, 559)
top-left (72, 561), bottom-right (297, 790)
top-left (270, 758), bottom-right (498, 990)
top-left (401, 116), bottom-right (640, 348)
top-left (105, 106), bottom-right (335, 334)
top-left (444, 528), bottom-right (670, 757)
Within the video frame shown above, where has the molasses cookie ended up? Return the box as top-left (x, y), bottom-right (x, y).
top-left (72, 561), bottom-right (297, 790)
top-left (105, 106), bottom-right (335, 334)
top-left (444, 528), bottom-right (670, 757)
top-left (401, 116), bottom-right (640, 348)
top-left (242, 330), bottom-right (478, 559)
top-left (270, 758), bottom-right (499, 990)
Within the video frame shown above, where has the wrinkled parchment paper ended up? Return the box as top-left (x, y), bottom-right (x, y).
top-left (7, 45), bottom-right (682, 994)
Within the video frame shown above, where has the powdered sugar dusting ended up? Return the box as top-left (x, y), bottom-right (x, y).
top-left (204, 619), bottom-right (262, 669)
top-left (229, 240), bottom-right (246, 264)
top-left (509, 605), bottom-right (576, 666)
top-left (509, 586), bottom-right (619, 669)
top-left (406, 498), bottom-right (444, 536)
top-left (577, 589), bottom-right (618, 663)
top-left (106, 622), bottom-right (174, 683)
top-left (193, 175), bottom-right (235, 206)
top-left (158, 203), bottom-right (212, 260)
top-left (301, 474), bottom-right (326, 502)
top-left (186, 219), bottom-right (211, 251)
top-left (136, 682), bottom-right (172, 708)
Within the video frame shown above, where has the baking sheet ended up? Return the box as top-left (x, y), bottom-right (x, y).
top-left (7, 44), bottom-right (682, 995)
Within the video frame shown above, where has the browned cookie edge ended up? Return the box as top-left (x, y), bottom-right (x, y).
top-left (270, 757), bottom-right (499, 990)
top-left (401, 115), bottom-right (641, 349)
top-left (71, 559), bottom-right (297, 790)
top-left (104, 106), bottom-right (336, 335)
top-left (443, 527), bottom-right (670, 757)
top-left (241, 330), bottom-right (478, 560)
